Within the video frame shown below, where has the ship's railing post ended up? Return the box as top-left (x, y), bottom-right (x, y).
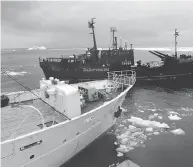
top-left (108, 70), bottom-right (136, 89)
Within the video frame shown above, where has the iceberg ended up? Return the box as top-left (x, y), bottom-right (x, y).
top-left (28, 46), bottom-right (47, 50)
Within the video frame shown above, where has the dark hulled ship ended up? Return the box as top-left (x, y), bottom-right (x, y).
top-left (133, 29), bottom-right (193, 87)
top-left (39, 19), bottom-right (193, 87)
top-left (39, 18), bottom-right (134, 83)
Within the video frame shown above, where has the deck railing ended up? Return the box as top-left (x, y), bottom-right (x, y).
top-left (107, 70), bottom-right (136, 91)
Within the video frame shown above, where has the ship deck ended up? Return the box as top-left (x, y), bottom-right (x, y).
top-left (1, 99), bottom-right (66, 142)
top-left (1, 90), bottom-right (121, 142)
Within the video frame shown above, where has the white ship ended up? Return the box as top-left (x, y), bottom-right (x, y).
top-left (1, 70), bottom-right (136, 167)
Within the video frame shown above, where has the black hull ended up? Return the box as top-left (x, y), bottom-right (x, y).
top-left (41, 66), bottom-right (193, 88)
top-left (41, 68), bottom-right (108, 80)
top-left (135, 73), bottom-right (193, 88)
top-left (39, 49), bottom-right (193, 88)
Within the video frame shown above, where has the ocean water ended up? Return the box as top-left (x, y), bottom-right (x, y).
top-left (1, 49), bottom-right (193, 167)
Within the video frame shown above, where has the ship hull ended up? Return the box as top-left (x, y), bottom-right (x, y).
top-left (41, 67), bottom-right (109, 80)
top-left (1, 85), bottom-right (132, 167)
top-left (40, 58), bottom-right (193, 88)
top-left (134, 62), bottom-right (193, 88)
top-left (40, 64), bottom-right (130, 81)
top-left (135, 73), bottom-right (193, 88)
top-left (41, 68), bottom-right (193, 88)
top-left (39, 49), bottom-right (134, 81)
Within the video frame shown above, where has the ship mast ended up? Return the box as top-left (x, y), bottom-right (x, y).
top-left (110, 27), bottom-right (117, 49)
top-left (174, 29), bottom-right (179, 58)
top-left (119, 38), bottom-right (122, 48)
top-left (88, 18), bottom-right (97, 50)
top-left (130, 44), bottom-right (133, 50)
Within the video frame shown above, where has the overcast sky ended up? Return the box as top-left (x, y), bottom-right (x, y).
top-left (1, 1), bottom-right (193, 49)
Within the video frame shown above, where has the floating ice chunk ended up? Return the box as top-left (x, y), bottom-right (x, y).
top-left (138, 134), bottom-right (147, 140)
top-left (148, 113), bottom-right (158, 119)
top-left (153, 132), bottom-right (160, 135)
top-left (181, 113), bottom-right (187, 117)
top-left (130, 127), bottom-right (141, 133)
top-left (122, 120), bottom-right (127, 123)
top-left (168, 111), bottom-right (179, 115)
top-left (158, 116), bottom-right (163, 119)
top-left (125, 131), bottom-right (131, 136)
top-left (147, 133), bottom-right (152, 136)
top-left (117, 152), bottom-right (123, 157)
top-left (132, 131), bottom-right (143, 137)
top-left (129, 125), bottom-right (136, 129)
top-left (130, 141), bottom-right (138, 147)
top-left (181, 107), bottom-right (190, 111)
top-left (116, 145), bottom-right (130, 153)
top-left (117, 134), bottom-right (128, 140)
top-left (121, 107), bottom-right (127, 112)
top-left (129, 125), bottom-right (137, 130)
top-left (21, 71), bottom-right (28, 74)
top-left (121, 138), bottom-right (129, 145)
top-left (147, 109), bottom-right (157, 112)
top-left (114, 142), bottom-right (118, 145)
top-left (119, 124), bottom-right (124, 128)
top-left (148, 115), bottom-right (155, 120)
top-left (168, 114), bottom-right (182, 121)
top-left (138, 109), bottom-right (144, 113)
top-left (146, 127), bottom-right (153, 132)
top-left (2, 71), bottom-right (29, 76)
top-left (171, 129), bottom-right (185, 135)
top-left (128, 116), bottom-right (170, 129)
